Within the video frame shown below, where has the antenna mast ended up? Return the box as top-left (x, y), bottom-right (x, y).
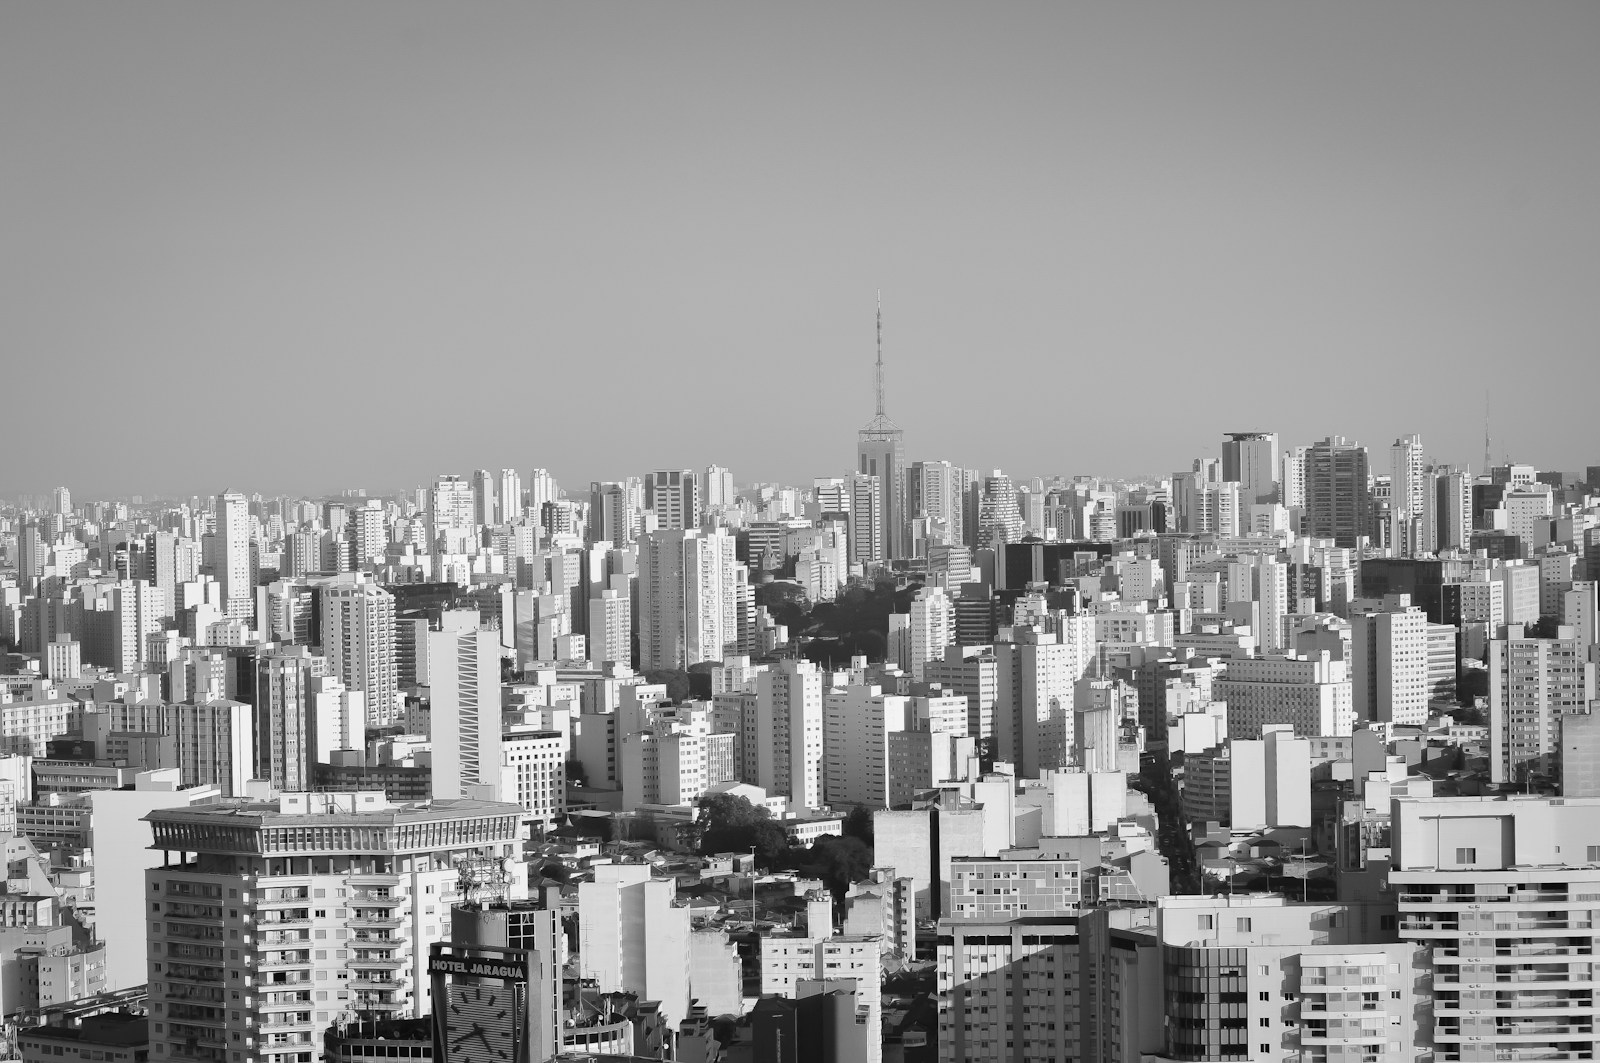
top-left (1483, 389), bottom-right (1491, 475)
top-left (875, 290), bottom-right (885, 418)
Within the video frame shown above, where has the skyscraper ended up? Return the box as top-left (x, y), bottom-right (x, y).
top-left (1388, 434), bottom-right (1425, 556)
top-left (857, 294), bottom-right (907, 560)
top-left (497, 467), bottom-right (523, 524)
top-left (429, 609), bottom-right (504, 800)
top-left (644, 469), bottom-right (702, 531)
top-left (470, 468), bottom-right (497, 527)
top-left (216, 490), bottom-right (254, 624)
top-left (756, 659), bottom-right (825, 810)
top-left (848, 473), bottom-right (883, 567)
top-left (144, 791), bottom-right (527, 1063)
top-left (637, 528), bottom-right (741, 670)
top-left (1488, 625), bottom-right (1597, 789)
top-left (704, 465), bottom-right (735, 508)
top-left (427, 474), bottom-right (474, 534)
top-left (1350, 602), bottom-right (1430, 726)
top-left (1303, 436), bottom-right (1373, 549)
top-left (320, 577), bottom-right (398, 726)
top-left (527, 468), bottom-right (559, 516)
top-left (252, 647), bottom-right (327, 792)
top-left (1221, 431), bottom-right (1279, 505)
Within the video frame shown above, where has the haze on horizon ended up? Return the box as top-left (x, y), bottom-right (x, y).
top-left (3, 2), bottom-right (1597, 500)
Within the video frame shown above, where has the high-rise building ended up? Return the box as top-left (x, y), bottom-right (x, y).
top-left (644, 469), bottom-right (701, 531)
top-left (1488, 625), bottom-right (1597, 789)
top-left (704, 465), bottom-right (735, 508)
top-left (1388, 434), bottom-right (1426, 556)
top-left (251, 647), bottom-right (328, 792)
top-left (976, 471), bottom-right (1025, 548)
top-left (936, 916), bottom-right (1082, 1063)
top-left (910, 460), bottom-right (968, 548)
top-left (1215, 652), bottom-right (1354, 738)
top-left (857, 295), bottom-right (907, 560)
top-left (925, 645), bottom-right (1000, 747)
top-left (587, 585), bottom-right (632, 667)
top-left (427, 474), bottom-right (475, 534)
top-left (1422, 464), bottom-right (1472, 555)
top-left (216, 491), bottom-right (254, 625)
top-left (1303, 436), bottom-right (1373, 549)
top-left (527, 468), bottom-right (559, 517)
top-left (1155, 895), bottom-right (1421, 1062)
top-left (1279, 444), bottom-right (1308, 510)
top-left (144, 792), bottom-right (527, 1063)
top-left (588, 480), bottom-right (641, 546)
top-left (847, 473), bottom-right (883, 567)
top-left (756, 659), bottom-right (825, 810)
top-left (96, 699), bottom-right (255, 796)
top-left (470, 469), bottom-right (496, 528)
top-left (499, 727), bottom-right (567, 834)
top-left (993, 623), bottom-right (1093, 777)
top-left (1393, 795), bottom-right (1600, 1062)
top-left (823, 684), bottom-right (905, 809)
top-left (445, 901), bottom-right (564, 1063)
top-left (320, 578), bottom-right (398, 727)
top-left (906, 586), bottom-right (952, 681)
top-left (577, 861), bottom-right (692, 1030)
top-left (429, 610), bottom-right (504, 801)
top-left (637, 529), bottom-right (741, 670)
top-left (1221, 431), bottom-right (1279, 505)
top-left (1350, 601), bottom-right (1430, 726)
top-left (497, 468), bottom-right (523, 524)
top-left (350, 502), bottom-right (387, 569)
top-left (16, 522), bottom-right (44, 597)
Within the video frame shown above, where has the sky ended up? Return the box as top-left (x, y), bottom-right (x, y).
top-left (3, 2), bottom-right (1598, 500)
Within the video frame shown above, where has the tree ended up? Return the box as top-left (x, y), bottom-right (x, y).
top-left (642, 669), bottom-right (691, 703)
top-left (1526, 615), bottom-right (1563, 639)
top-left (1457, 667), bottom-right (1489, 706)
top-left (795, 835), bottom-right (874, 900)
top-left (842, 805), bottom-right (875, 848)
top-left (695, 793), bottom-right (792, 867)
top-left (686, 662), bottom-right (718, 700)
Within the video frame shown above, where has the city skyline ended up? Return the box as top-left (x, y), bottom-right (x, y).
top-left (4, 3), bottom-right (1599, 497)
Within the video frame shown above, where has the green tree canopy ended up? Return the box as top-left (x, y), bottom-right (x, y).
top-left (694, 793), bottom-right (792, 867)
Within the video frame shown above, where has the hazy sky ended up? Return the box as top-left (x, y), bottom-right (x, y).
top-left (4, 2), bottom-right (1597, 499)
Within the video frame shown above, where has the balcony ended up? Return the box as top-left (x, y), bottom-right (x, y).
top-left (351, 998), bottom-right (407, 1012)
top-left (346, 872), bottom-right (401, 887)
top-left (348, 890), bottom-right (402, 907)
top-left (258, 1015), bottom-right (315, 1030)
top-left (257, 913), bottom-right (312, 928)
top-left (347, 956), bottom-right (406, 970)
top-left (257, 954), bottom-right (313, 969)
top-left (347, 915), bottom-right (404, 929)
top-left (350, 977), bottom-right (405, 991)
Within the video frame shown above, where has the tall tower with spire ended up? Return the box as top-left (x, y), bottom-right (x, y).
top-left (857, 292), bottom-right (907, 561)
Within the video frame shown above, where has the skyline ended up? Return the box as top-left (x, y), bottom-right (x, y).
top-left (4, 3), bottom-right (1599, 497)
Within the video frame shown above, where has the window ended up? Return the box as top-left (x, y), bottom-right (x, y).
top-left (1237, 918), bottom-right (1253, 932)
top-left (1455, 848), bottom-right (1477, 863)
top-left (1198, 915), bottom-right (1214, 930)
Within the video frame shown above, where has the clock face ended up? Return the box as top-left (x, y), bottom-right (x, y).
top-left (445, 982), bottom-right (519, 1063)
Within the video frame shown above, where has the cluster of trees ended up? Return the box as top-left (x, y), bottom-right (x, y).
top-left (690, 793), bottom-right (876, 899)
top-left (754, 575), bottom-right (923, 668)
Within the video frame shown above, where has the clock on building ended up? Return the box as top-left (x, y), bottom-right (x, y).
top-left (443, 982), bottom-right (520, 1063)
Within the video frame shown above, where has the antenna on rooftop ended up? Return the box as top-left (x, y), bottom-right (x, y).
top-left (875, 290), bottom-right (885, 419)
